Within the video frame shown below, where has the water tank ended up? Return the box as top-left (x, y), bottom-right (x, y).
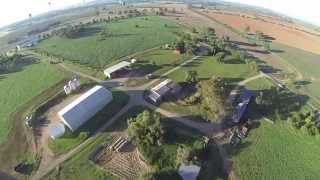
top-left (49, 123), bottom-right (65, 140)
top-left (131, 58), bottom-right (137, 64)
top-left (73, 78), bottom-right (80, 88)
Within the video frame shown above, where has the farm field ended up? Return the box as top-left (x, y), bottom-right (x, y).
top-left (36, 16), bottom-right (185, 69)
top-left (271, 43), bottom-right (320, 104)
top-left (230, 120), bottom-right (320, 180)
top-left (159, 55), bottom-right (257, 120)
top-left (49, 90), bottom-right (130, 155)
top-left (126, 49), bottom-right (192, 86)
top-left (204, 10), bottom-right (320, 55)
top-left (0, 59), bottom-right (68, 144)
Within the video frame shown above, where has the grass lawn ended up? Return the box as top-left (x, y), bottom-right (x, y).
top-left (48, 90), bottom-right (130, 155)
top-left (167, 56), bottom-right (256, 83)
top-left (230, 120), bottom-right (320, 180)
top-left (0, 60), bottom-right (68, 144)
top-left (44, 133), bottom-right (117, 180)
top-left (245, 77), bottom-right (275, 91)
top-left (36, 16), bottom-right (184, 69)
top-left (271, 43), bottom-right (320, 106)
top-left (159, 56), bottom-right (257, 119)
top-left (126, 49), bottom-right (192, 86)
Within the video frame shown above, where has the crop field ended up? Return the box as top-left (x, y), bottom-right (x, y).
top-left (36, 16), bottom-right (185, 69)
top-left (231, 121), bottom-right (320, 180)
top-left (0, 60), bottom-right (67, 144)
top-left (271, 43), bottom-right (320, 104)
top-left (204, 10), bottom-right (320, 55)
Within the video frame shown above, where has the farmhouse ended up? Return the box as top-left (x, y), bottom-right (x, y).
top-left (104, 61), bottom-right (132, 79)
top-left (58, 85), bottom-right (113, 131)
top-left (232, 89), bottom-right (254, 123)
top-left (149, 79), bottom-right (181, 103)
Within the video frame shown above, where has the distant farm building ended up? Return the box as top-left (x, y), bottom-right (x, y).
top-left (104, 61), bottom-right (132, 79)
top-left (58, 85), bottom-right (113, 131)
top-left (178, 164), bottom-right (200, 180)
top-left (19, 36), bottom-right (40, 48)
top-left (232, 89), bottom-right (254, 123)
top-left (149, 79), bottom-right (181, 103)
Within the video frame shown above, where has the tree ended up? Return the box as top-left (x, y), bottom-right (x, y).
top-left (198, 76), bottom-right (228, 121)
top-left (216, 52), bottom-right (225, 63)
top-left (244, 25), bottom-right (250, 34)
top-left (140, 169), bottom-right (182, 180)
top-left (128, 110), bottom-right (165, 146)
top-left (185, 70), bottom-right (198, 84)
top-left (263, 42), bottom-right (271, 51)
top-left (175, 40), bottom-right (186, 54)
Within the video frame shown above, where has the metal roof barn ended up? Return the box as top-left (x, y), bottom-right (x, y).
top-left (104, 61), bottom-right (131, 78)
top-left (58, 85), bottom-right (113, 132)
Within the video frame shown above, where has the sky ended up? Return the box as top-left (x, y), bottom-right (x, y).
top-left (0, 0), bottom-right (320, 28)
top-left (225, 0), bottom-right (320, 26)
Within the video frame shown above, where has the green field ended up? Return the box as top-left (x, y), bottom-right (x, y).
top-left (167, 56), bottom-right (257, 83)
top-left (49, 90), bottom-right (129, 155)
top-left (36, 16), bottom-right (184, 68)
top-left (231, 121), bottom-right (320, 180)
top-left (272, 43), bottom-right (320, 105)
top-left (0, 60), bottom-right (67, 144)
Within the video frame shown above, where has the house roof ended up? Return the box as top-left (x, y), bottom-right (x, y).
top-left (104, 61), bottom-right (131, 76)
top-left (58, 85), bottom-right (113, 131)
top-left (232, 89), bottom-right (254, 123)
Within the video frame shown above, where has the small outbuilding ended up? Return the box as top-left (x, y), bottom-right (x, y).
top-left (58, 85), bottom-right (113, 132)
top-left (232, 89), bottom-right (254, 123)
top-left (149, 79), bottom-right (181, 103)
top-left (104, 61), bottom-right (132, 79)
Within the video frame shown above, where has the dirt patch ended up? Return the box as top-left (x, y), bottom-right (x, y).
top-left (96, 133), bottom-right (150, 180)
top-left (35, 92), bottom-right (83, 172)
top-left (204, 10), bottom-right (320, 55)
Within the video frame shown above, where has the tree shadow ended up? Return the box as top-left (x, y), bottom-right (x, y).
top-left (70, 27), bottom-right (102, 39)
top-left (0, 54), bottom-right (39, 76)
top-left (293, 80), bottom-right (312, 86)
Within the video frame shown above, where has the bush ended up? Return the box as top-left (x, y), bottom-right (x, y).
top-left (140, 169), bottom-right (182, 180)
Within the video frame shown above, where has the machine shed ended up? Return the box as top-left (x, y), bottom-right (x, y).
top-left (58, 85), bottom-right (113, 132)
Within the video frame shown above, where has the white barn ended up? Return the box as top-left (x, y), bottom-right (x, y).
top-left (104, 61), bottom-right (131, 79)
top-left (58, 85), bottom-right (113, 132)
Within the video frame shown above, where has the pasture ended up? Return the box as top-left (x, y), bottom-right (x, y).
top-left (231, 121), bottom-right (320, 180)
top-left (36, 16), bottom-right (184, 69)
top-left (0, 59), bottom-right (67, 144)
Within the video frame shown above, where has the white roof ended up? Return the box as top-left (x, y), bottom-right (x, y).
top-left (152, 79), bottom-right (172, 92)
top-left (104, 61), bottom-right (131, 76)
top-left (178, 164), bottom-right (201, 180)
top-left (58, 85), bottom-right (113, 131)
